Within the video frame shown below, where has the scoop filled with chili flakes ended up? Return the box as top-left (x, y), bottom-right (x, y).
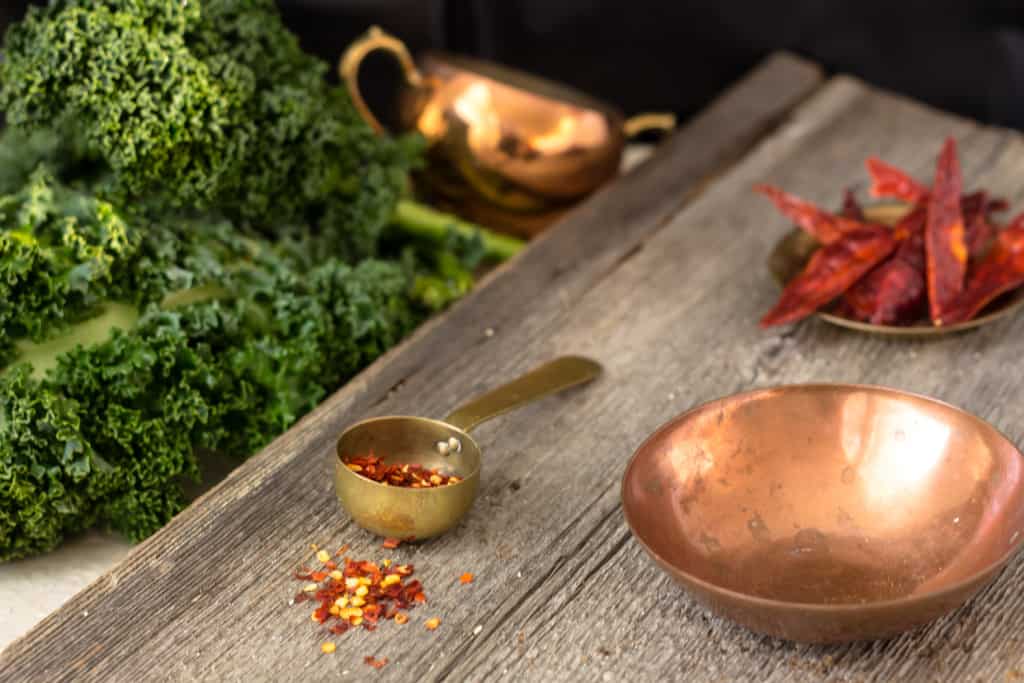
top-left (758, 137), bottom-right (1024, 329)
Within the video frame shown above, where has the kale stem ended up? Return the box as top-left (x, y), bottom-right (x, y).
top-left (392, 199), bottom-right (525, 262)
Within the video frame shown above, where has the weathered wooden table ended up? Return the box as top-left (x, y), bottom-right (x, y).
top-left (5, 53), bottom-right (1024, 682)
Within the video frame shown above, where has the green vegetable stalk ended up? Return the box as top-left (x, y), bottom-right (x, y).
top-left (0, 0), bottom-right (523, 561)
top-left (394, 200), bottom-right (524, 263)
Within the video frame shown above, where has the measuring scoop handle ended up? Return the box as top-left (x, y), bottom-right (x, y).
top-left (444, 356), bottom-right (602, 433)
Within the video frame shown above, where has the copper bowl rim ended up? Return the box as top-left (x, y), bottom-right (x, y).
top-left (621, 382), bottom-right (1024, 612)
top-left (335, 415), bottom-right (480, 492)
top-left (417, 50), bottom-right (624, 119)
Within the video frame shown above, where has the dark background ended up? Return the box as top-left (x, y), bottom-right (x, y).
top-left (4, 1), bottom-right (1024, 130)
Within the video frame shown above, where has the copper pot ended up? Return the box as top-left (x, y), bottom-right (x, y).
top-left (339, 27), bottom-right (674, 230)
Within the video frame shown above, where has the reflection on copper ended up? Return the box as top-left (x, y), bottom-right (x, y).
top-left (848, 396), bottom-right (951, 514)
top-left (398, 55), bottom-right (624, 204)
top-left (621, 384), bottom-right (1024, 643)
top-left (340, 26), bottom-right (677, 237)
top-left (450, 81), bottom-right (500, 153)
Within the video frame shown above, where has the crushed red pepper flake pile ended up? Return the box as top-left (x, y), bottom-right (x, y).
top-left (346, 455), bottom-right (462, 488)
top-left (757, 137), bottom-right (1024, 328)
top-left (291, 543), bottom-right (450, 659)
top-left (293, 554), bottom-right (425, 635)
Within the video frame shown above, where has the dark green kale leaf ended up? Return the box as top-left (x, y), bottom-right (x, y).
top-left (0, 167), bottom-right (137, 342)
top-left (0, 253), bottom-right (420, 560)
top-left (0, 0), bottom-right (413, 257)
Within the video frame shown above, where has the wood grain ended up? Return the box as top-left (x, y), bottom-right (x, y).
top-left (34, 52), bottom-right (1024, 683)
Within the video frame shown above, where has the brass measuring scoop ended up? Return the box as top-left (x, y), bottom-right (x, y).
top-left (335, 356), bottom-right (602, 540)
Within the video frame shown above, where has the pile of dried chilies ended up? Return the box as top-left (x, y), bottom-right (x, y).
top-left (757, 137), bottom-right (1024, 327)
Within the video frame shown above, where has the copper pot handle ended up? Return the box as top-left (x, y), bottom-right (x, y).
top-left (623, 112), bottom-right (677, 139)
top-left (338, 26), bottom-right (424, 134)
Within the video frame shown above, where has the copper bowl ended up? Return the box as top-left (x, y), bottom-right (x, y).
top-left (622, 384), bottom-right (1024, 643)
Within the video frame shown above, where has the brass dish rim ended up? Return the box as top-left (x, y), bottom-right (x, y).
top-left (767, 202), bottom-right (1024, 336)
top-left (621, 382), bottom-right (1024, 612)
top-left (335, 415), bottom-right (480, 492)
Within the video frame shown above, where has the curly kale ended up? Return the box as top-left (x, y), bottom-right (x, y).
top-left (0, 0), bottom-right (413, 257)
top-left (0, 166), bottom-right (136, 344)
top-left (1, 253), bottom-right (420, 561)
top-left (0, 0), bottom-right (522, 561)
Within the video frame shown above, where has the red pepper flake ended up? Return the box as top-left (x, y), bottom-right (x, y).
top-left (323, 560), bottom-right (337, 570)
top-left (345, 455), bottom-right (462, 488)
top-left (364, 656), bottom-right (389, 669)
top-left (335, 544), bottom-right (349, 557)
top-left (459, 572), bottom-right (474, 584)
top-left (382, 538), bottom-right (401, 550)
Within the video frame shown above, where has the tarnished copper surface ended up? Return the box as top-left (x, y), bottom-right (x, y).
top-left (339, 27), bottom-right (673, 220)
top-left (622, 384), bottom-right (1024, 642)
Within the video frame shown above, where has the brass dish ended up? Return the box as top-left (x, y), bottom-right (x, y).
top-left (767, 203), bottom-right (1024, 335)
top-left (335, 356), bottom-right (602, 540)
top-left (621, 384), bottom-right (1024, 643)
top-left (339, 26), bottom-right (674, 227)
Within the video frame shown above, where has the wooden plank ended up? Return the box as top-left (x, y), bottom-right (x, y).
top-left (0, 53), bottom-right (824, 682)
top-left (433, 80), bottom-right (1024, 683)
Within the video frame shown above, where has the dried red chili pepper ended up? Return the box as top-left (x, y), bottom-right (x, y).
top-left (755, 184), bottom-right (867, 244)
top-left (841, 189), bottom-right (864, 220)
top-left (762, 139), bottom-right (1024, 328)
top-left (866, 157), bottom-right (928, 202)
top-left (943, 219), bottom-right (1024, 324)
top-left (839, 206), bottom-right (927, 325)
top-left (924, 138), bottom-right (968, 324)
top-left (346, 455), bottom-right (462, 488)
top-left (961, 191), bottom-right (1011, 259)
top-left (761, 226), bottom-right (897, 327)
